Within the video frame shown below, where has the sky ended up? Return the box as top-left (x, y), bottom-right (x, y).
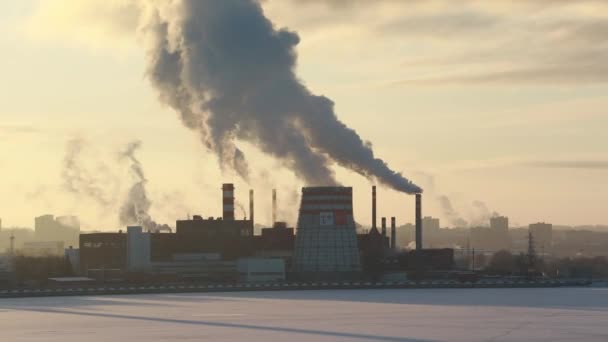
top-left (0, 0), bottom-right (607, 230)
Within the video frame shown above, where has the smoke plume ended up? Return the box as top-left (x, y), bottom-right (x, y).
top-left (469, 200), bottom-right (500, 227)
top-left (437, 195), bottom-right (468, 228)
top-left (140, 0), bottom-right (421, 194)
top-left (119, 141), bottom-right (172, 232)
top-left (62, 138), bottom-right (114, 207)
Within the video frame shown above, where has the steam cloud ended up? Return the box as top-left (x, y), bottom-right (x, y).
top-left (119, 141), bottom-right (172, 232)
top-left (62, 138), bottom-right (114, 207)
top-left (438, 195), bottom-right (501, 228)
top-left (438, 195), bottom-right (468, 228)
top-left (141, 0), bottom-right (421, 194)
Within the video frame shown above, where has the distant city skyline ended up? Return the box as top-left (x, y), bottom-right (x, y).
top-left (1, 0), bottom-right (607, 229)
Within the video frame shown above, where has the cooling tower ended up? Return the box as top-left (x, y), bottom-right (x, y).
top-left (293, 187), bottom-right (361, 280)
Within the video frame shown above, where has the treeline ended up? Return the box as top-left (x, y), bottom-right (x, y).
top-left (485, 250), bottom-right (608, 278)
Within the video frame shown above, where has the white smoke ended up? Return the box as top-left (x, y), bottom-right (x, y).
top-left (119, 141), bottom-right (172, 232)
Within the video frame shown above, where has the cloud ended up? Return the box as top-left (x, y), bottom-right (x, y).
top-left (444, 157), bottom-right (608, 171)
top-left (22, 0), bottom-right (608, 85)
top-left (524, 160), bottom-right (608, 170)
top-left (275, 0), bottom-right (608, 85)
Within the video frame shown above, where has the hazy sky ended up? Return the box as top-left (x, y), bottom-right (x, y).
top-left (1, 0), bottom-right (607, 230)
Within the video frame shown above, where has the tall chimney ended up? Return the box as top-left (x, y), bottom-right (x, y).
top-left (272, 189), bottom-right (277, 225)
top-left (222, 183), bottom-right (235, 220)
top-left (249, 189), bottom-right (254, 224)
top-left (415, 193), bottom-right (422, 251)
top-left (372, 186), bottom-right (377, 231)
top-left (381, 217), bottom-right (387, 237)
top-left (391, 217), bottom-right (396, 250)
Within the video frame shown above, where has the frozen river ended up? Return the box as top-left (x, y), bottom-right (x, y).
top-left (1, 287), bottom-right (607, 341)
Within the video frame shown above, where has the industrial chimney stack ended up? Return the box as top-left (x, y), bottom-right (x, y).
top-left (372, 186), bottom-right (377, 231)
top-left (272, 189), bottom-right (277, 225)
top-left (222, 183), bottom-right (235, 221)
top-left (391, 217), bottom-right (396, 250)
top-left (415, 193), bottom-right (422, 251)
top-left (381, 217), bottom-right (387, 237)
top-left (249, 189), bottom-right (254, 224)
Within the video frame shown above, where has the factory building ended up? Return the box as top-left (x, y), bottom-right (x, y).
top-left (237, 258), bottom-right (285, 283)
top-left (78, 183), bottom-right (453, 283)
top-left (292, 187), bottom-right (361, 280)
top-left (80, 232), bottom-right (127, 280)
top-left (80, 184), bottom-right (290, 282)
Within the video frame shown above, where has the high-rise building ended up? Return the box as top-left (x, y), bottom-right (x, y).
top-left (491, 216), bottom-right (509, 233)
top-left (422, 217), bottom-right (440, 233)
top-left (529, 222), bottom-right (553, 251)
top-left (34, 215), bottom-right (80, 247)
top-left (293, 187), bottom-right (361, 279)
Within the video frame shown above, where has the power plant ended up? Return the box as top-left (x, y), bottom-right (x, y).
top-left (73, 183), bottom-right (450, 283)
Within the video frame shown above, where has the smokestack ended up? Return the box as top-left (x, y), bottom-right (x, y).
top-left (381, 217), bottom-right (387, 237)
top-left (272, 189), bottom-right (277, 225)
top-left (222, 183), bottom-right (235, 220)
top-left (391, 217), bottom-right (396, 250)
top-left (415, 193), bottom-right (422, 251)
top-left (372, 186), bottom-right (377, 231)
top-left (249, 189), bottom-right (254, 224)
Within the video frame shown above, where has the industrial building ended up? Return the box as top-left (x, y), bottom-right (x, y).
top-left (78, 183), bottom-right (454, 283)
top-left (80, 185), bottom-right (292, 282)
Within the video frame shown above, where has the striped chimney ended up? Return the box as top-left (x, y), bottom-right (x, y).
top-left (222, 183), bottom-right (235, 221)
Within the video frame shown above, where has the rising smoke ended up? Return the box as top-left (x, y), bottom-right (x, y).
top-left (62, 138), bottom-right (171, 231)
top-left (119, 141), bottom-right (172, 232)
top-left (437, 195), bottom-right (468, 228)
top-left (437, 195), bottom-right (501, 228)
top-left (469, 200), bottom-right (500, 227)
top-left (140, 0), bottom-right (421, 194)
top-left (62, 138), bottom-right (115, 207)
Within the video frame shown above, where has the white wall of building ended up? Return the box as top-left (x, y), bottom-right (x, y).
top-left (127, 226), bottom-right (151, 272)
top-left (237, 258), bottom-right (285, 283)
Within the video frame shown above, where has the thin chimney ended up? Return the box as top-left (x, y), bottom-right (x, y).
top-left (381, 217), bottom-right (387, 237)
top-left (415, 193), bottom-right (422, 251)
top-left (391, 217), bottom-right (396, 250)
top-left (249, 189), bottom-right (254, 224)
top-left (372, 186), bottom-right (377, 231)
top-left (222, 183), bottom-right (235, 221)
top-left (272, 189), bottom-right (277, 225)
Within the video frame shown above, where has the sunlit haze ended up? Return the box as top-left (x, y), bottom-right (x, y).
top-left (1, 0), bottom-right (607, 230)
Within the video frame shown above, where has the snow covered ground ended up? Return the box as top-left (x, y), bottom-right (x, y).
top-left (1, 287), bottom-right (607, 341)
